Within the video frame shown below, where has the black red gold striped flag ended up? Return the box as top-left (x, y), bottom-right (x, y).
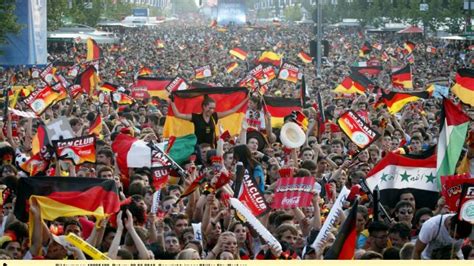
top-left (74, 66), bottom-right (99, 96)
top-left (324, 199), bottom-right (359, 259)
top-left (375, 90), bottom-right (429, 114)
top-left (14, 176), bottom-right (120, 223)
top-left (391, 65), bottom-right (413, 89)
top-left (163, 87), bottom-right (248, 138)
top-left (451, 68), bottom-right (474, 106)
top-left (86, 38), bottom-right (102, 61)
top-left (334, 71), bottom-right (373, 94)
top-left (263, 96), bottom-right (302, 128)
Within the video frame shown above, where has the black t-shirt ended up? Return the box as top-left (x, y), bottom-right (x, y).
top-left (192, 112), bottom-right (218, 147)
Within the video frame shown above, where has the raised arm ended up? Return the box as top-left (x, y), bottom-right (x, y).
top-left (170, 100), bottom-right (192, 121)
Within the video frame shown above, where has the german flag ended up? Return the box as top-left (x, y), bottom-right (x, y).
top-left (298, 51), bottom-right (313, 64)
top-left (31, 125), bottom-right (49, 155)
top-left (375, 90), bottom-right (429, 114)
top-left (229, 48), bottom-right (248, 61)
top-left (74, 66), bottom-right (99, 96)
top-left (163, 87), bottom-right (248, 138)
top-left (115, 69), bottom-right (126, 78)
top-left (138, 67), bottom-right (153, 77)
top-left (88, 114), bottom-right (102, 137)
top-left (258, 51), bottom-right (282, 67)
top-left (324, 199), bottom-right (359, 259)
top-left (86, 38), bottom-right (102, 61)
top-left (451, 68), bottom-right (474, 106)
top-left (155, 40), bottom-right (165, 49)
top-left (99, 82), bottom-right (118, 93)
top-left (358, 41), bottom-right (372, 57)
top-left (112, 92), bottom-right (134, 105)
top-left (14, 176), bottom-right (120, 223)
top-left (334, 71), bottom-right (373, 94)
top-left (391, 65), bottom-right (413, 89)
top-left (225, 62), bottom-right (239, 74)
top-left (132, 76), bottom-right (172, 100)
top-left (263, 96), bottom-right (302, 128)
top-left (404, 41), bottom-right (416, 54)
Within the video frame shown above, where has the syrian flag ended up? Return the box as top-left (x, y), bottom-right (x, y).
top-left (324, 199), bottom-right (358, 260)
top-left (365, 148), bottom-right (439, 209)
top-left (436, 98), bottom-right (470, 188)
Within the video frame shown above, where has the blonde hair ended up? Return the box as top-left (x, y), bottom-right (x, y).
top-left (176, 248), bottom-right (200, 260)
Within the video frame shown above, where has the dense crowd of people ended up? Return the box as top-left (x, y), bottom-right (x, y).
top-left (0, 16), bottom-right (473, 260)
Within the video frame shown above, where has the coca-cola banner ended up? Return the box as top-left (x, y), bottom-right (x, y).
top-left (272, 177), bottom-right (315, 209)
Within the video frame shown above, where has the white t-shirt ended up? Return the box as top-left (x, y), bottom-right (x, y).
top-left (418, 214), bottom-right (464, 259)
top-left (245, 110), bottom-right (266, 130)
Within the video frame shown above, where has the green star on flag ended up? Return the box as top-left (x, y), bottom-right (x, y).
top-left (400, 171), bottom-right (410, 182)
top-left (381, 173), bottom-right (389, 182)
top-left (425, 173), bottom-right (436, 183)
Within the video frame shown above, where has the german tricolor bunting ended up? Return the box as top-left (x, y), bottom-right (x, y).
top-left (334, 71), bottom-right (373, 94)
top-left (451, 68), bottom-right (474, 106)
top-left (298, 51), bottom-right (313, 64)
top-left (278, 62), bottom-right (299, 83)
top-left (263, 96), bottom-right (302, 128)
top-left (229, 48), bottom-right (248, 61)
top-left (374, 90), bottom-right (430, 114)
top-left (14, 176), bottom-right (120, 223)
top-left (86, 38), bottom-right (102, 61)
top-left (391, 65), bottom-right (413, 89)
top-left (163, 87), bottom-right (248, 138)
top-left (258, 51), bottom-right (282, 67)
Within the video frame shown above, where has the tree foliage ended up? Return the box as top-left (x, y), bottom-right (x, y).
top-left (0, 0), bottom-right (22, 49)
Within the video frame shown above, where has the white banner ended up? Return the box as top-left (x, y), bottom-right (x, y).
top-left (311, 186), bottom-right (349, 251)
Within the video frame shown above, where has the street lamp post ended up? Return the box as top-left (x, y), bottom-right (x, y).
top-left (316, 0), bottom-right (322, 79)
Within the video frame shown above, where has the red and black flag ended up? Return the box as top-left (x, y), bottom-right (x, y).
top-left (14, 176), bottom-right (121, 223)
top-left (324, 199), bottom-right (359, 259)
top-left (374, 90), bottom-right (429, 114)
top-left (391, 65), bottom-right (413, 89)
top-left (263, 96), bottom-right (302, 128)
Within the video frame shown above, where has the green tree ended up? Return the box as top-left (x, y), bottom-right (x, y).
top-left (283, 5), bottom-right (303, 21)
top-left (0, 0), bottom-right (22, 53)
top-left (47, 0), bottom-right (67, 30)
top-left (172, 0), bottom-right (198, 14)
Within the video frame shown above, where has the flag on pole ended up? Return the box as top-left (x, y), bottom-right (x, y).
top-left (334, 71), bottom-right (374, 94)
top-left (365, 148), bottom-right (439, 209)
top-left (324, 199), bottom-right (359, 259)
top-left (436, 98), bottom-right (470, 188)
top-left (374, 90), bottom-right (429, 114)
top-left (86, 38), bottom-right (102, 61)
top-left (297, 51), bottom-right (313, 64)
